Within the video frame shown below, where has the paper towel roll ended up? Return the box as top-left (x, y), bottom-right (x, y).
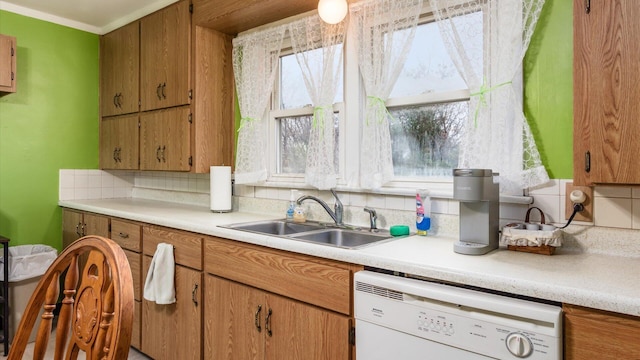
top-left (210, 166), bottom-right (232, 212)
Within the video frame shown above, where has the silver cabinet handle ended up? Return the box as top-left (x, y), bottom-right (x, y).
top-left (113, 94), bottom-right (118, 108)
top-left (161, 82), bottom-right (166, 99)
top-left (161, 145), bottom-right (166, 162)
top-left (76, 222), bottom-right (82, 237)
top-left (254, 305), bottom-right (262, 332)
top-left (156, 146), bottom-right (162, 162)
top-left (113, 147), bottom-right (118, 162)
top-left (156, 83), bottom-right (162, 100)
top-left (118, 232), bottom-right (129, 238)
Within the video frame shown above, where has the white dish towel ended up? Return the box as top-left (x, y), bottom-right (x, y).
top-left (143, 243), bottom-right (176, 305)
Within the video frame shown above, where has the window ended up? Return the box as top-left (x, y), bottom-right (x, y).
top-left (267, 7), bottom-right (484, 190)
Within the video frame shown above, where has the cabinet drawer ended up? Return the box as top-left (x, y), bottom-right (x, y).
top-left (124, 249), bottom-right (142, 301)
top-left (111, 219), bottom-right (141, 251)
top-left (204, 237), bottom-right (357, 315)
top-left (143, 226), bottom-right (202, 270)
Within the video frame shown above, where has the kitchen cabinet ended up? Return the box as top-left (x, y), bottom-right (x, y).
top-left (139, 106), bottom-right (191, 171)
top-left (100, 22), bottom-right (139, 117)
top-left (573, 0), bottom-right (640, 185)
top-left (110, 218), bottom-right (142, 350)
top-left (61, 209), bottom-right (109, 249)
top-left (98, 0), bottom-right (235, 173)
top-left (141, 226), bottom-right (202, 360)
top-left (0, 34), bottom-right (16, 93)
top-left (564, 304), bottom-right (640, 359)
top-left (140, 0), bottom-right (191, 112)
top-left (100, 114), bottom-right (139, 170)
top-left (204, 236), bottom-right (360, 360)
top-left (205, 275), bottom-right (351, 360)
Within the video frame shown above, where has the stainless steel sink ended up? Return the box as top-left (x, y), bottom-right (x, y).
top-left (220, 219), bottom-right (398, 249)
top-left (221, 219), bottom-right (326, 236)
top-left (289, 229), bottom-right (394, 249)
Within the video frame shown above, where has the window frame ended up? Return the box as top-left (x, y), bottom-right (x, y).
top-left (261, 1), bottom-right (522, 195)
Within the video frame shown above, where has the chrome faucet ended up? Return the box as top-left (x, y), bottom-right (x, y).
top-left (296, 189), bottom-right (344, 226)
top-left (363, 207), bottom-right (378, 232)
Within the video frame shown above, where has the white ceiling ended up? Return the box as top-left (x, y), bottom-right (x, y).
top-left (0, 0), bottom-right (178, 34)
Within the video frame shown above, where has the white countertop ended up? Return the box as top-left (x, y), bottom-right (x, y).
top-left (59, 198), bottom-right (640, 317)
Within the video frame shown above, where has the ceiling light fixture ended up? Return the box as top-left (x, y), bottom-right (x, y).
top-left (318, 0), bottom-right (348, 24)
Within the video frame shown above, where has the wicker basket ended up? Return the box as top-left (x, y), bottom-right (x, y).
top-left (501, 207), bottom-right (562, 255)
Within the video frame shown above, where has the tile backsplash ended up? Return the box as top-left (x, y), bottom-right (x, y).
top-left (59, 169), bottom-right (640, 242)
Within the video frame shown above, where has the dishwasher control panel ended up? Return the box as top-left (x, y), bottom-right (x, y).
top-left (355, 271), bottom-right (562, 360)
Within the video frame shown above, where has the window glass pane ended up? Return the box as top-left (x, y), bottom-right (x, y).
top-left (279, 46), bottom-right (344, 110)
top-left (390, 13), bottom-right (481, 99)
top-left (278, 114), bottom-right (340, 174)
top-left (389, 101), bottom-right (468, 177)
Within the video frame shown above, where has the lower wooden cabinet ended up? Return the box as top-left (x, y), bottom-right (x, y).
top-left (564, 304), bottom-right (640, 359)
top-left (141, 226), bottom-right (203, 360)
top-left (205, 275), bottom-right (351, 360)
top-left (61, 209), bottom-right (109, 248)
top-left (204, 236), bottom-right (360, 360)
top-left (142, 259), bottom-right (202, 360)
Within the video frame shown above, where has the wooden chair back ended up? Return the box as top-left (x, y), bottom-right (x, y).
top-left (8, 235), bottom-right (134, 360)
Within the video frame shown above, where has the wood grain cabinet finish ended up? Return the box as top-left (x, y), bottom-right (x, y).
top-left (564, 304), bottom-right (640, 359)
top-left (61, 209), bottom-right (109, 249)
top-left (99, 0), bottom-right (235, 173)
top-left (205, 275), bottom-right (352, 360)
top-left (204, 236), bottom-right (360, 360)
top-left (140, 0), bottom-right (191, 112)
top-left (100, 114), bottom-right (139, 170)
top-left (573, 0), bottom-right (640, 185)
top-left (100, 22), bottom-right (139, 117)
top-left (140, 106), bottom-right (191, 171)
top-left (0, 34), bottom-right (16, 93)
top-left (111, 218), bottom-right (142, 349)
top-left (141, 226), bottom-right (203, 360)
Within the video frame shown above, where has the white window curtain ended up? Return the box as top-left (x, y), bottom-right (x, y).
top-left (351, 0), bottom-right (424, 189)
top-left (233, 25), bottom-right (288, 184)
top-left (288, 15), bottom-right (347, 189)
top-left (430, 0), bottom-right (549, 194)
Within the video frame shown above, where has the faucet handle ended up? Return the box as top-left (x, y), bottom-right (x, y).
top-left (363, 207), bottom-right (378, 231)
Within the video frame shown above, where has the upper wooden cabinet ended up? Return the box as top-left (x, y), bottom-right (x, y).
top-left (573, 0), bottom-right (640, 185)
top-left (100, 114), bottom-right (140, 170)
top-left (0, 34), bottom-right (16, 93)
top-left (140, 1), bottom-right (191, 112)
top-left (99, 0), bottom-right (235, 173)
top-left (100, 22), bottom-right (139, 116)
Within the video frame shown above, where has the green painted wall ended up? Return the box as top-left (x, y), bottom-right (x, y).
top-left (0, 11), bottom-right (99, 249)
top-left (524, 0), bottom-right (573, 179)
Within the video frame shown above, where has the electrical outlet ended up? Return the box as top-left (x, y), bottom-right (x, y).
top-left (565, 183), bottom-right (593, 222)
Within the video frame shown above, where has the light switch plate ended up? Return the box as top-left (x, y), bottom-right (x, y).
top-left (565, 183), bottom-right (593, 222)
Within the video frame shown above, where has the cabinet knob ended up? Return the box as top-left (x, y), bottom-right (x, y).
top-left (156, 84), bottom-right (162, 100)
top-left (585, 0), bottom-right (590, 14)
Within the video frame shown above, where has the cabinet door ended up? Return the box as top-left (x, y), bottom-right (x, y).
top-left (140, 106), bottom-right (191, 171)
top-left (265, 293), bottom-right (352, 360)
top-left (564, 304), bottom-right (640, 359)
top-left (140, 0), bottom-right (191, 111)
top-left (204, 275), bottom-right (265, 360)
top-left (62, 209), bottom-right (83, 249)
top-left (0, 34), bottom-right (16, 93)
top-left (100, 114), bottom-right (139, 170)
top-left (100, 22), bottom-right (139, 116)
top-left (82, 213), bottom-right (109, 238)
top-left (142, 258), bottom-right (202, 360)
top-left (573, 0), bottom-right (640, 185)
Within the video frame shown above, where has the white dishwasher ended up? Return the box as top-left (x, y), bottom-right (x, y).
top-left (354, 271), bottom-right (562, 360)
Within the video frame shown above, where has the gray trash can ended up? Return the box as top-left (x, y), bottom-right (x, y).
top-left (0, 245), bottom-right (57, 342)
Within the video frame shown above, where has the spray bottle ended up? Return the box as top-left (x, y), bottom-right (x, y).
top-left (416, 189), bottom-right (431, 236)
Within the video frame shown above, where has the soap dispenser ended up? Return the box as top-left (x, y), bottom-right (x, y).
top-left (286, 190), bottom-right (298, 221)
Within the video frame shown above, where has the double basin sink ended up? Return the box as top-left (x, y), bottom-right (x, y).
top-left (220, 219), bottom-right (397, 249)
